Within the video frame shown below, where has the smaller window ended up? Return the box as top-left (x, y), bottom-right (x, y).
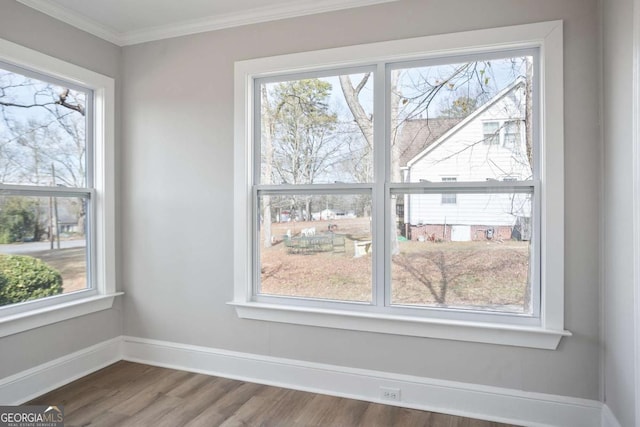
top-left (0, 37), bottom-right (117, 338)
top-left (503, 120), bottom-right (521, 150)
top-left (441, 177), bottom-right (457, 204)
top-left (483, 122), bottom-right (500, 144)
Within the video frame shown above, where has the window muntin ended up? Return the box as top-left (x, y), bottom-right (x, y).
top-left (0, 62), bottom-right (94, 309)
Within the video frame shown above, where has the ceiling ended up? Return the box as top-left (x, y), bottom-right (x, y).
top-left (16, 0), bottom-right (397, 46)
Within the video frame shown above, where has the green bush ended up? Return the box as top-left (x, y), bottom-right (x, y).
top-left (0, 197), bottom-right (37, 244)
top-left (0, 254), bottom-right (63, 306)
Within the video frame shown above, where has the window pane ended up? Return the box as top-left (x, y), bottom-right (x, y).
top-left (440, 177), bottom-right (457, 204)
top-left (391, 55), bottom-right (534, 183)
top-left (0, 67), bottom-right (88, 187)
top-left (503, 120), bottom-right (522, 150)
top-left (393, 191), bottom-right (533, 314)
top-left (0, 195), bottom-right (88, 307)
top-left (259, 73), bottom-right (373, 184)
top-left (482, 121), bottom-right (500, 145)
top-left (258, 193), bottom-right (372, 302)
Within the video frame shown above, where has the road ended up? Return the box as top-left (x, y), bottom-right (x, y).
top-left (0, 239), bottom-right (86, 254)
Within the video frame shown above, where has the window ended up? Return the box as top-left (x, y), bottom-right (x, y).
top-left (233, 21), bottom-right (568, 349)
top-left (0, 38), bottom-right (117, 337)
top-left (503, 120), bottom-right (522, 149)
top-left (441, 178), bottom-right (457, 204)
top-left (483, 122), bottom-right (500, 144)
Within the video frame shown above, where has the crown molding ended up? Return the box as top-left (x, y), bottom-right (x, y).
top-left (16, 0), bottom-right (398, 47)
top-left (15, 0), bottom-right (124, 45)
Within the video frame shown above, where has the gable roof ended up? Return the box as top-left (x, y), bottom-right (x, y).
top-left (405, 78), bottom-right (526, 168)
top-left (396, 118), bottom-right (461, 167)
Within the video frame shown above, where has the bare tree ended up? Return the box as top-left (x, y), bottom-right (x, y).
top-left (261, 79), bottom-right (340, 224)
top-left (261, 85), bottom-right (274, 247)
top-left (0, 70), bottom-right (87, 241)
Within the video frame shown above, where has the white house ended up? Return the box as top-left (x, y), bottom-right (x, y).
top-left (402, 79), bottom-right (532, 241)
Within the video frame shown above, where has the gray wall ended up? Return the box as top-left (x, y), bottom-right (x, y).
top-left (0, 0), bottom-right (123, 378)
top-left (121, 0), bottom-right (602, 399)
top-left (602, 0), bottom-right (638, 424)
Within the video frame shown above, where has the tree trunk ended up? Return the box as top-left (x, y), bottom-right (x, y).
top-left (261, 86), bottom-right (273, 247)
top-left (523, 56), bottom-right (534, 313)
top-left (389, 71), bottom-right (402, 255)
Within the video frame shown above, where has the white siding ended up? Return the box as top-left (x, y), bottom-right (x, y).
top-left (406, 84), bottom-right (531, 227)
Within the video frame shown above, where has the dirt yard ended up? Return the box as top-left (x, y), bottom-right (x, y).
top-left (260, 218), bottom-right (531, 313)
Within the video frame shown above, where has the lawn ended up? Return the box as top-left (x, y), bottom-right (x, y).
top-left (260, 218), bottom-right (531, 314)
top-left (30, 247), bottom-right (87, 293)
top-left (1, 220), bottom-right (531, 314)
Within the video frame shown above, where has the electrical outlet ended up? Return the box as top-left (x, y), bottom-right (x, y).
top-left (380, 386), bottom-right (401, 401)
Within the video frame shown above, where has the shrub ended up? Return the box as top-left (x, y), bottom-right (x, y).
top-left (0, 197), bottom-right (37, 244)
top-left (0, 254), bottom-right (63, 306)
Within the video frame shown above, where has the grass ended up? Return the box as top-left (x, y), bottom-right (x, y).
top-left (261, 218), bottom-right (531, 313)
top-left (1, 219), bottom-right (531, 314)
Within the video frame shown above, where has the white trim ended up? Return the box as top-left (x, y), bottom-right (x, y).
top-left (0, 335), bottom-right (618, 425)
top-left (602, 404), bottom-right (623, 427)
top-left (121, 336), bottom-right (601, 427)
top-left (14, 0), bottom-right (122, 45)
top-left (234, 21), bottom-right (566, 347)
top-left (15, 0), bottom-right (399, 47)
top-left (0, 37), bottom-right (118, 336)
top-left (230, 302), bottom-right (569, 349)
top-left (0, 293), bottom-right (122, 339)
top-left (0, 336), bottom-right (121, 405)
top-left (633, 0), bottom-right (640, 422)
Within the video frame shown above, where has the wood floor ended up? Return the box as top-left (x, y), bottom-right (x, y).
top-left (28, 361), bottom-right (518, 426)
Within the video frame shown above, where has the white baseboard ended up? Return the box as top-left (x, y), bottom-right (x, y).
top-left (0, 336), bottom-right (122, 405)
top-left (601, 404), bottom-right (623, 427)
top-left (121, 335), bottom-right (603, 427)
top-left (0, 335), bottom-right (613, 426)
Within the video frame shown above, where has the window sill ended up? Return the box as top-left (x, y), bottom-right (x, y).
top-left (0, 292), bottom-right (123, 338)
top-left (229, 301), bottom-right (571, 349)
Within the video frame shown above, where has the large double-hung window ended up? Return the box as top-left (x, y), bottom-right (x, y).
top-left (0, 38), bottom-right (116, 337)
top-left (233, 21), bottom-right (568, 349)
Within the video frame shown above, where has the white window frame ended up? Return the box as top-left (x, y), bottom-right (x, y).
top-left (482, 121), bottom-right (501, 145)
top-left (440, 177), bottom-right (458, 204)
top-left (231, 21), bottom-right (569, 349)
top-left (0, 38), bottom-right (120, 338)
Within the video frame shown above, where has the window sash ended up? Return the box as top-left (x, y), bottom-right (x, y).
top-left (251, 181), bottom-right (539, 323)
top-left (0, 60), bottom-right (94, 190)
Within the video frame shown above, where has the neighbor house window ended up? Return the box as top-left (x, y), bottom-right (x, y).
top-left (0, 38), bottom-right (117, 336)
top-left (483, 122), bottom-right (500, 144)
top-left (441, 178), bottom-right (457, 204)
top-left (503, 120), bottom-right (522, 149)
top-left (233, 21), bottom-right (567, 349)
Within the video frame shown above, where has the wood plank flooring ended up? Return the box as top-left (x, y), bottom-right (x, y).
top-left (28, 361), bottom-right (518, 426)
